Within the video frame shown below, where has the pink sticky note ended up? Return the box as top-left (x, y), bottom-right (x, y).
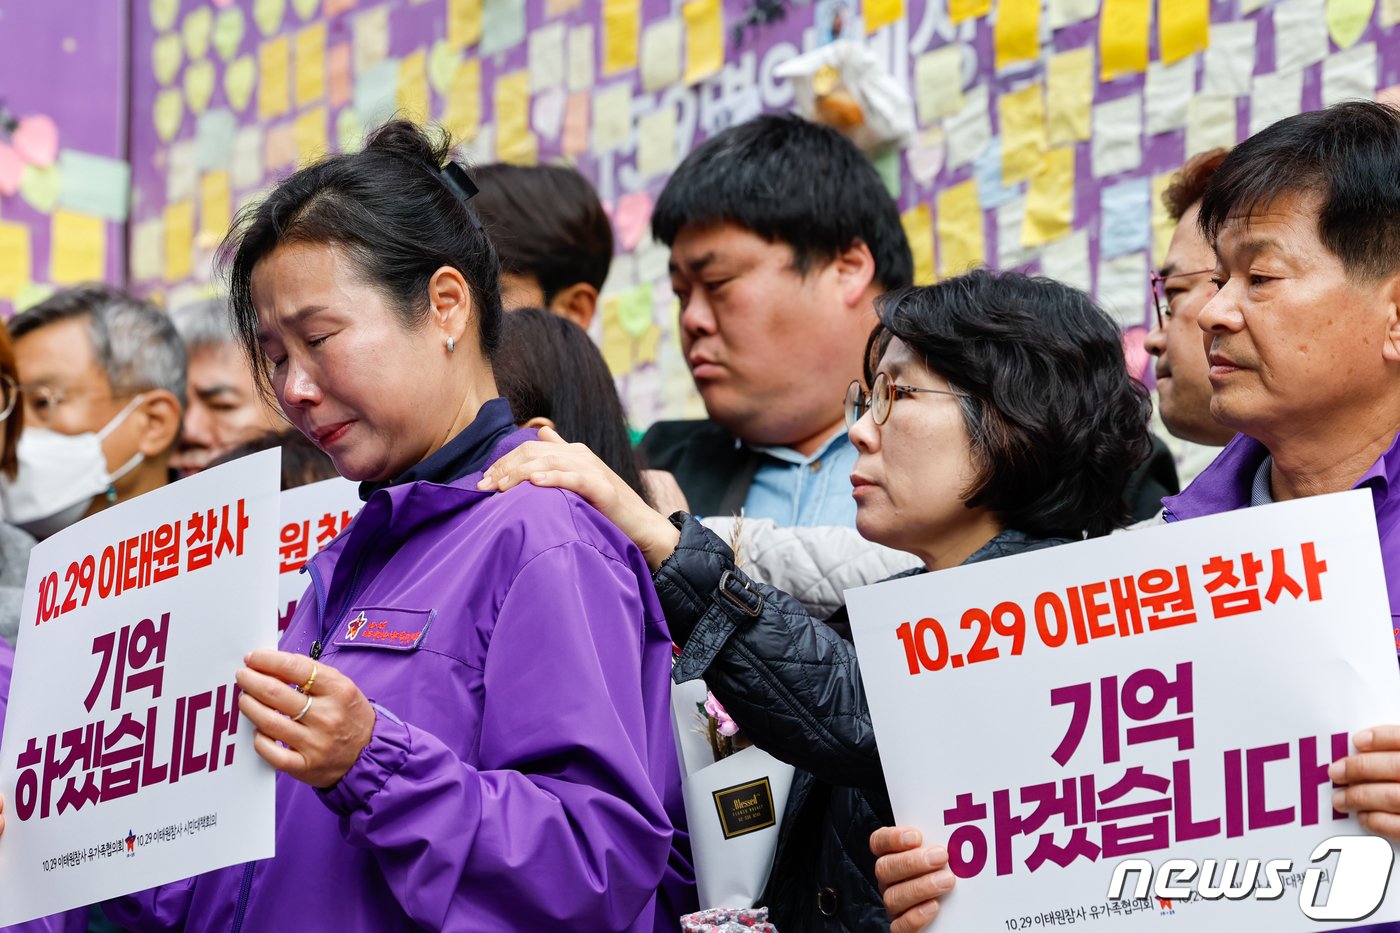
top-left (614, 191), bottom-right (653, 252)
top-left (11, 115), bottom-right (59, 167)
top-left (328, 43), bottom-right (353, 108)
top-left (562, 92), bottom-right (590, 159)
top-left (0, 143), bottom-right (22, 196)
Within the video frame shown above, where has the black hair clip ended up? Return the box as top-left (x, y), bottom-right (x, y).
top-left (437, 161), bottom-right (479, 204)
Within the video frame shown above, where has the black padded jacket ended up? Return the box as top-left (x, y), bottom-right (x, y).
top-left (657, 514), bottom-right (1068, 932)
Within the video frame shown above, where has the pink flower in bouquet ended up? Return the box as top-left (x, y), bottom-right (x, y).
top-left (704, 692), bottom-right (740, 737)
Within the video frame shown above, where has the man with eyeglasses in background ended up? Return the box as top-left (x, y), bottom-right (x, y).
top-left (0, 285), bottom-right (185, 541)
top-left (1144, 149), bottom-right (1236, 487)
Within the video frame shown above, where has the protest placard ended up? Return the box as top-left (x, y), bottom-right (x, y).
top-left (275, 477), bottom-right (360, 633)
top-left (0, 450), bottom-right (281, 926)
top-left (848, 490), bottom-right (1400, 930)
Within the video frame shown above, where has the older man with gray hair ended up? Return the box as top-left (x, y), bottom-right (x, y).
top-left (169, 296), bottom-right (285, 475)
top-left (2, 285), bottom-right (185, 541)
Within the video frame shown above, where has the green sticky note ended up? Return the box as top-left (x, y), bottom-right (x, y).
top-left (56, 151), bottom-right (131, 221)
top-left (873, 148), bottom-right (902, 200)
top-left (618, 283), bottom-right (655, 338)
top-left (20, 163), bottom-right (61, 213)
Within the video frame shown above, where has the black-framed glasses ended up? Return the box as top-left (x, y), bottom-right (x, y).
top-left (1149, 267), bottom-right (1216, 328)
top-left (845, 372), bottom-right (969, 429)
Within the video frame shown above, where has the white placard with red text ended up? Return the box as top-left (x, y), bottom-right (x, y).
top-left (275, 477), bottom-right (361, 634)
top-left (848, 491), bottom-right (1400, 931)
top-left (0, 450), bottom-right (281, 926)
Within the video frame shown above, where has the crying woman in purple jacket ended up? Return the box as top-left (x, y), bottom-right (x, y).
top-left (2, 120), bottom-right (694, 933)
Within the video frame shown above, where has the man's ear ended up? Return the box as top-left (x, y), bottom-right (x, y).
top-left (136, 390), bottom-right (184, 457)
top-left (548, 283), bottom-right (599, 330)
top-left (832, 239), bottom-right (878, 308)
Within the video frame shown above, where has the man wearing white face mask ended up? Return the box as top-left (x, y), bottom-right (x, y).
top-left (1, 285), bottom-right (185, 542)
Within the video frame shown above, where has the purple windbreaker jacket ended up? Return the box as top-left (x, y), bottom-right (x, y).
top-left (106, 429), bottom-right (695, 931)
top-left (1162, 431), bottom-right (1400, 636)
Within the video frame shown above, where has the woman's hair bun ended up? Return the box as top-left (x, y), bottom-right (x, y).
top-left (363, 118), bottom-right (453, 170)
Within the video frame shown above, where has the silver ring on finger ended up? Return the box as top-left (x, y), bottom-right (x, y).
top-left (292, 694), bottom-right (314, 723)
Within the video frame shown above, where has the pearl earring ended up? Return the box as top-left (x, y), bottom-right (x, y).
top-left (446, 336), bottom-right (455, 353)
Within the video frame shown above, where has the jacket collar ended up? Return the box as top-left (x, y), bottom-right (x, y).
top-left (310, 427), bottom-right (539, 578)
top-left (1163, 430), bottom-right (1400, 521)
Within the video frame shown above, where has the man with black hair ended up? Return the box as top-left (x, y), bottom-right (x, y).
top-left (1157, 101), bottom-right (1400, 856)
top-left (470, 163), bottom-right (614, 329)
top-left (640, 114), bottom-right (914, 527)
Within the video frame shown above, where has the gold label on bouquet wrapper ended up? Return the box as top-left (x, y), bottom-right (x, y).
top-left (712, 777), bottom-right (777, 840)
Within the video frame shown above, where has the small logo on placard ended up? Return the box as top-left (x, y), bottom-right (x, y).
top-left (346, 611), bottom-right (368, 641)
top-left (712, 777), bottom-right (777, 840)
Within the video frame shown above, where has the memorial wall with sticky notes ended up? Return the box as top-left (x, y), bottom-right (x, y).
top-left (5, 0), bottom-right (1398, 427)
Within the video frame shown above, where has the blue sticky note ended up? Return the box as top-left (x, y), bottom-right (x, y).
top-left (1100, 177), bottom-right (1151, 260)
top-left (974, 139), bottom-right (1020, 210)
top-left (195, 110), bottom-right (238, 171)
top-left (56, 150), bottom-right (130, 222)
top-left (354, 60), bottom-right (400, 129)
top-left (481, 0), bottom-right (527, 56)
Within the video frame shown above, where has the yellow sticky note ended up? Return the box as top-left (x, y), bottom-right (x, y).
top-left (398, 51), bottom-right (430, 122)
top-left (1327, 0), bottom-right (1375, 47)
top-left (258, 37), bottom-right (291, 120)
top-left (683, 0), bottom-right (723, 84)
top-left (164, 201), bottom-right (195, 282)
top-left (50, 211), bottom-right (105, 285)
top-left (448, 0), bottom-right (482, 48)
top-left (636, 106), bottom-right (678, 179)
top-left (1046, 48), bottom-right (1093, 145)
top-left (865, 0), bottom-right (904, 34)
top-left (1159, 0), bottom-right (1208, 64)
top-left (995, 0), bottom-right (1040, 70)
top-left (593, 83), bottom-right (632, 152)
top-left (1151, 172), bottom-right (1175, 266)
top-left (601, 296), bottom-right (633, 373)
top-left (901, 204), bottom-right (935, 286)
top-left (1100, 0), bottom-right (1150, 81)
top-left (603, 0), bottom-right (640, 75)
top-left (294, 106), bottom-right (328, 164)
top-left (949, 0), bottom-right (991, 24)
top-left (914, 46), bottom-right (963, 125)
top-left (443, 59), bottom-right (482, 142)
top-left (1022, 147), bottom-right (1075, 247)
top-left (0, 223), bottom-right (32, 300)
top-left (198, 170), bottom-right (232, 247)
top-left (495, 71), bottom-right (537, 165)
top-left (999, 83), bottom-right (1046, 187)
top-left (936, 180), bottom-right (983, 277)
top-left (295, 23), bottom-right (326, 106)
top-left (634, 325), bottom-right (661, 365)
top-left (641, 19), bottom-right (683, 91)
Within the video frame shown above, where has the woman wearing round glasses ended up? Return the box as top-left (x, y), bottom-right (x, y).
top-left (483, 268), bottom-right (1152, 931)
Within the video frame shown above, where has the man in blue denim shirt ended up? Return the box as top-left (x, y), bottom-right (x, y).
top-left (639, 115), bottom-right (913, 527)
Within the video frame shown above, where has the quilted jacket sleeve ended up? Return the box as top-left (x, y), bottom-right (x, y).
top-left (699, 516), bottom-right (921, 619)
top-left (656, 514), bottom-right (886, 789)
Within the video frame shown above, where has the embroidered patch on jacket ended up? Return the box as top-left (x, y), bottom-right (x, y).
top-left (711, 777), bottom-right (777, 839)
top-left (332, 607), bottom-right (435, 651)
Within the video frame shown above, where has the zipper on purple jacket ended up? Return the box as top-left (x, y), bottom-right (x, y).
top-left (305, 561), bottom-right (330, 659)
top-left (231, 862), bottom-right (254, 932)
